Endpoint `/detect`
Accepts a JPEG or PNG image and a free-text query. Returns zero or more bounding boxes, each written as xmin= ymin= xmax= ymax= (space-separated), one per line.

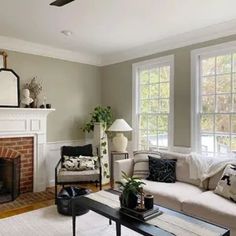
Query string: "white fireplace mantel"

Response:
xmin=0 ymin=108 xmax=55 ymax=192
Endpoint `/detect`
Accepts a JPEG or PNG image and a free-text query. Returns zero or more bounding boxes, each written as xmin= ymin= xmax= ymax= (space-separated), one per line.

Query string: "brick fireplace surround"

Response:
xmin=0 ymin=137 xmax=33 ymax=193
xmin=0 ymin=108 xmax=54 ymax=192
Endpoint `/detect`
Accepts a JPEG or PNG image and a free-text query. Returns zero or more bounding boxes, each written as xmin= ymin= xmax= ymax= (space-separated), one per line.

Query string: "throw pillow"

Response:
xmin=147 ymin=156 xmax=177 ymax=183
xmin=79 ymin=156 xmax=98 ymax=170
xmin=62 ymin=156 xmax=82 ymax=171
xmin=62 ymin=155 xmax=98 ymax=171
xmin=133 ymin=152 xmax=161 ymax=179
xmin=214 ymin=164 xmax=236 ymax=202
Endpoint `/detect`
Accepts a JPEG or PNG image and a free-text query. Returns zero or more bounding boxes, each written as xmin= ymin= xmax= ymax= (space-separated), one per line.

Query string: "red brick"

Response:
xmin=0 ymin=137 xmax=33 ymax=193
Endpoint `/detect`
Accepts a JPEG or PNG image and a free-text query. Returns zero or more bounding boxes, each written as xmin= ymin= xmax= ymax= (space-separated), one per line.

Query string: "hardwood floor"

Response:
xmin=0 ymin=183 xmax=110 ymax=219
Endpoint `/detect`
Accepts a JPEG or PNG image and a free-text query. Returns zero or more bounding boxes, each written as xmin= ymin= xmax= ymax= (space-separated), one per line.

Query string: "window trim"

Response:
xmin=191 ymin=40 xmax=236 ymax=153
xmin=132 ymin=55 xmax=174 ymax=151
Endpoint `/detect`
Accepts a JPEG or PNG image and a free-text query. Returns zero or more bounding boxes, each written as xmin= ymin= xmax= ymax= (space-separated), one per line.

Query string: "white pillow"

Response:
xmin=214 ymin=164 xmax=236 ymax=202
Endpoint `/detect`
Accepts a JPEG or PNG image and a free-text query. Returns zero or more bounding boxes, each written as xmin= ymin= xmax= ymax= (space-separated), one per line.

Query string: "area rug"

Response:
xmin=0 ymin=206 xmax=141 ymax=236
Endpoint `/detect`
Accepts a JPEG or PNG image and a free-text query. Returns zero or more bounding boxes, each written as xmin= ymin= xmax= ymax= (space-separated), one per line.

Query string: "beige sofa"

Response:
xmin=114 ymin=150 xmax=236 ymax=236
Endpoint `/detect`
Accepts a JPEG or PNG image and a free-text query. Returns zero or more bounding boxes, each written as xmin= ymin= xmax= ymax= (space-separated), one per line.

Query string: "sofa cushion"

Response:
xmin=182 ymin=190 xmax=236 ymax=229
xmin=133 ymin=151 xmax=160 ymax=179
xmin=133 ymin=150 xmax=201 ymax=187
xmin=147 ymin=156 xmax=177 ymax=183
xmin=160 ymin=151 xmax=202 ymax=187
xmin=208 ymin=169 xmax=224 ymax=190
xmin=214 ymin=164 xmax=236 ymax=202
xmin=142 ymin=179 xmax=204 ymax=211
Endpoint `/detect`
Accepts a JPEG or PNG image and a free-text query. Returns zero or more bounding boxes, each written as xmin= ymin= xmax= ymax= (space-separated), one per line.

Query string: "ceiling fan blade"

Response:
xmin=50 ymin=0 xmax=75 ymax=7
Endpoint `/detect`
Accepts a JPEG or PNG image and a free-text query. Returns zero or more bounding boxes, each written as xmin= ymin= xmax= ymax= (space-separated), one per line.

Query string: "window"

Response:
xmin=132 ymin=56 xmax=174 ymax=150
xmin=192 ymin=42 xmax=236 ymax=157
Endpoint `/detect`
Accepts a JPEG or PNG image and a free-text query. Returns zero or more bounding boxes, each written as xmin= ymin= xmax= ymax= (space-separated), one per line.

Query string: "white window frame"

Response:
xmin=132 ymin=55 xmax=174 ymax=151
xmin=191 ymin=40 xmax=236 ymax=154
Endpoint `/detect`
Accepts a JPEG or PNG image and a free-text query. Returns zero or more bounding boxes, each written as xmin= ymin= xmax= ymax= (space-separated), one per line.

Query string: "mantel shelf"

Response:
xmin=0 ymin=108 xmax=55 ymax=116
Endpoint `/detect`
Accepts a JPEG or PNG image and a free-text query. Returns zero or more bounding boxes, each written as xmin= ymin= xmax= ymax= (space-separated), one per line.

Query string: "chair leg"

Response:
xmin=55 ymin=184 xmax=58 ymax=204
xmin=95 ymin=181 xmax=98 ymax=188
xmin=100 ymin=181 xmax=102 ymax=190
xmin=109 ymin=219 xmax=112 ymax=225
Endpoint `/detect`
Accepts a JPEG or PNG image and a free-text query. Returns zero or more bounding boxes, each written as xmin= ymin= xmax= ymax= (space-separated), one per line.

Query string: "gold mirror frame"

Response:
xmin=0 ymin=51 xmax=8 ymax=68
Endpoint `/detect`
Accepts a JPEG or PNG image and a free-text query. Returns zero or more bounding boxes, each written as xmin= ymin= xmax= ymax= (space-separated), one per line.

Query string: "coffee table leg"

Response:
xmin=73 ymin=214 xmax=76 ymax=236
xmin=72 ymin=201 xmax=76 ymax=236
xmin=116 ymin=222 xmax=121 ymax=236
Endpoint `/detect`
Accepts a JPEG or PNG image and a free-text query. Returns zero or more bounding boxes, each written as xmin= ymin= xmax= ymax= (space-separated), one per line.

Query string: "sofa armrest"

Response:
xmin=113 ymin=158 xmax=134 ymax=189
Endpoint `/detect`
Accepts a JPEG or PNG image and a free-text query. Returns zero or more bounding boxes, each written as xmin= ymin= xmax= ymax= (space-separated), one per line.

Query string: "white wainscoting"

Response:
xmin=46 ymin=139 xmax=90 ymax=187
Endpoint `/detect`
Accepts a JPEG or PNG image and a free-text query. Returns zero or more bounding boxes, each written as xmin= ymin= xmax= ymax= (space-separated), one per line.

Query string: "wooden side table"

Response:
xmin=110 ymin=151 xmax=129 ymax=188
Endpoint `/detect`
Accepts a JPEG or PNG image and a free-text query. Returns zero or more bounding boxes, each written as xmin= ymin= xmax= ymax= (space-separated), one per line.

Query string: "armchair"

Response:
xmin=55 ymin=144 xmax=102 ymax=203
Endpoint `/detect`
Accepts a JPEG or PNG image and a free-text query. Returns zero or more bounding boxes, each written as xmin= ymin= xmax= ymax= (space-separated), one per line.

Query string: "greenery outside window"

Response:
xmin=132 ymin=55 xmax=174 ymax=151
xmin=192 ymin=42 xmax=236 ymax=157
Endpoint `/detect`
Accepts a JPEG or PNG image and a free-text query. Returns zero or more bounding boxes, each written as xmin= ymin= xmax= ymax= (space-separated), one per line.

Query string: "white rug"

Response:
xmin=0 ymin=206 xmax=142 ymax=236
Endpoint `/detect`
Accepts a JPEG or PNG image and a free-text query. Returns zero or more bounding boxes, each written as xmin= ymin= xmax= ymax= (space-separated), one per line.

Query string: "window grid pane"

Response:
xmin=138 ymin=64 xmax=170 ymax=150
xmin=199 ymin=53 xmax=236 ymax=156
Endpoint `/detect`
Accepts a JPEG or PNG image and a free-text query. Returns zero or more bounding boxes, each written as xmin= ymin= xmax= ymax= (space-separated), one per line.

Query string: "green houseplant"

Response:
xmin=82 ymin=106 xmax=113 ymax=184
xmin=116 ymin=171 xmax=145 ymax=209
xmin=82 ymin=106 xmax=112 ymax=133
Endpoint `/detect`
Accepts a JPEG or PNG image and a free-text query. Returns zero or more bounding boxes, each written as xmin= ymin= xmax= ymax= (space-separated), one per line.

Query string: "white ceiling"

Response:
xmin=1 ymin=0 xmax=236 ymax=65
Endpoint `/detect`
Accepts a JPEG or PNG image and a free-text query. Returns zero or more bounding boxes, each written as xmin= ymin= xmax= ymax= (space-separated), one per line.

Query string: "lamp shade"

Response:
xmin=108 ymin=119 xmax=132 ymax=132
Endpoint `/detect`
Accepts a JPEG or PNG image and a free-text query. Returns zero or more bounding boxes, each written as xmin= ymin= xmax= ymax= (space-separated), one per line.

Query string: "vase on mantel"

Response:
xmin=93 ymin=122 xmax=110 ymax=185
xmin=30 ymin=98 xmax=38 ymax=108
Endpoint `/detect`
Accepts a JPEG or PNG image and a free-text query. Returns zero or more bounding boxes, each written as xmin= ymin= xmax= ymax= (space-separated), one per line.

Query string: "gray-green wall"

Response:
xmin=101 ymin=35 xmax=236 ymax=147
xmin=5 ymin=34 xmax=236 ymax=145
xmin=7 ymin=51 xmax=101 ymax=142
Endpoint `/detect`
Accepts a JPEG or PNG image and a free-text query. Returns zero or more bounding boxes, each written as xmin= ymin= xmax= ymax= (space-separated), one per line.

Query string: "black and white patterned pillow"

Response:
xmin=62 ymin=155 xmax=98 ymax=171
xmin=147 ymin=156 xmax=177 ymax=183
xmin=79 ymin=156 xmax=98 ymax=170
xmin=214 ymin=164 xmax=236 ymax=202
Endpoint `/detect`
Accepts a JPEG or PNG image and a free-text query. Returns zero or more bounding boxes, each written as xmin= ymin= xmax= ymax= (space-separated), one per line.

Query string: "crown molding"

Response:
xmin=1 ymin=19 xmax=236 ymax=67
xmin=0 ymin=36 xmax=101 ymax=66
xmin=100 ymin=19 xmax=236 ymax=66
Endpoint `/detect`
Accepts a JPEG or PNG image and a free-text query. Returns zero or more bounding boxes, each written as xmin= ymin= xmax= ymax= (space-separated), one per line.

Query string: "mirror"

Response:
xmin=0 ymin=69 xmax=20 ymax=107
xmin=0 ymin=51 xmax=7 ymax=69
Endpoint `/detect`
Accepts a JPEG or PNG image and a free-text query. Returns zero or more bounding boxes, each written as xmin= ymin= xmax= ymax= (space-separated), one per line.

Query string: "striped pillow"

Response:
xmin=133 ymin=151 xmax=161 ymax=179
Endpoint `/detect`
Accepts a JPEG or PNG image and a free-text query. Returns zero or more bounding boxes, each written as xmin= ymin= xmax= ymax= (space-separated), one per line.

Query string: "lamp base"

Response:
xmin=112 ymin=133 xmax=128 ymax=152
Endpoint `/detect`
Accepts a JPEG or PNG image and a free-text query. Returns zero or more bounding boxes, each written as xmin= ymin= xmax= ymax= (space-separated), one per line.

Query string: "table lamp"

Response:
xmin=108 ymin=119 xmax=132 ymax=152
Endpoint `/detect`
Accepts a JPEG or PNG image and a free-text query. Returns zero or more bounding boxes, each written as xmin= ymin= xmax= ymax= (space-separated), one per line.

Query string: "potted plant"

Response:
xmin=82 ymin=106 xmax=112 ymax=133
xmin=116 ymin=171 xmax=145 ymax=209
xmin=82 ymin=106 xmax=113 ymax=185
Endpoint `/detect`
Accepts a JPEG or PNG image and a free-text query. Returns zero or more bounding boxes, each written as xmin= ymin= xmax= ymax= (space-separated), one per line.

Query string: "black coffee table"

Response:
xmin=71 ymin=191 xmax=229 ymax=236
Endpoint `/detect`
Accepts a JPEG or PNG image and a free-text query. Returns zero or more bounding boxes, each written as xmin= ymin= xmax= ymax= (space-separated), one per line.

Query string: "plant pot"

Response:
xmin=120 ymin=192 xmax=138 ymax=209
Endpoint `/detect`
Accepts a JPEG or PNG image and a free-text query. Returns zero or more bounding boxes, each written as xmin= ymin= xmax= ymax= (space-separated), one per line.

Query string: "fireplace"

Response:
xmin=0 ymin=156 xmax=20 ymax=203
xmin=0 ymin=137 xmax=34 ymax=193
xmin=0 ymin=108 xmax=54 ymax=192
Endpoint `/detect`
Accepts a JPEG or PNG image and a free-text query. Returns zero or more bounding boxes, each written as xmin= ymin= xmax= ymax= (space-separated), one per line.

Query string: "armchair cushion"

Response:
xmin=61 ymin=144 xmax=93 ymax=162
xmin=57 ymin=169 xmax=100 ymax=183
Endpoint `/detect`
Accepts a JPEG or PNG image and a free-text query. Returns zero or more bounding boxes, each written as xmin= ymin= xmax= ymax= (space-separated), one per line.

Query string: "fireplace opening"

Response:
xmin=0 ymin=156 xmax=20 ymax=203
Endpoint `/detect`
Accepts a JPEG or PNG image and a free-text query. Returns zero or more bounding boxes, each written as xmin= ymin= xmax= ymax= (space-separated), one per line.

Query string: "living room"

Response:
xmin=0 ymin=0 xmax=236 ymax=235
